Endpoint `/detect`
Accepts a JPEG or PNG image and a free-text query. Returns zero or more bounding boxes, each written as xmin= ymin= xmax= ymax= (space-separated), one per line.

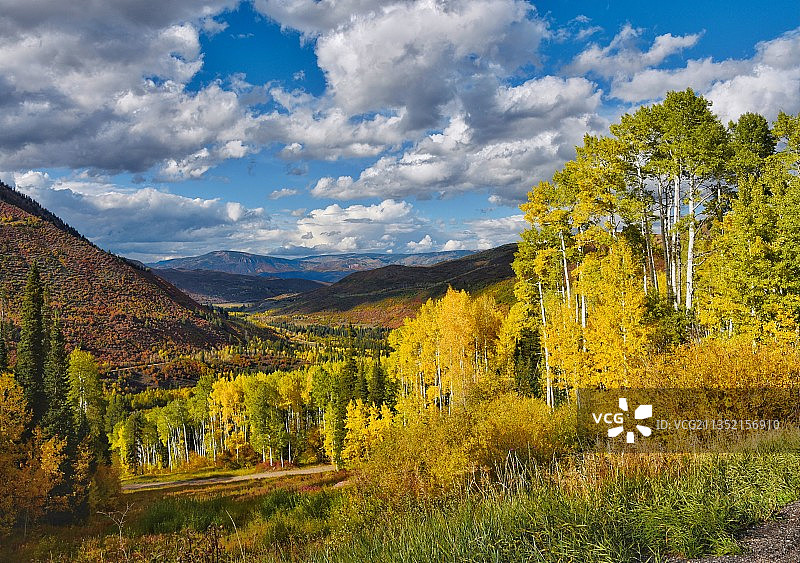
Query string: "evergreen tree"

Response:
xmin=42 ymin=313 xmax=73 ymax=440
xmin=368 ymin=361 xmax=386 ymax=406
xmin=357 ymin=367 xmax=369 ymax=403
xmin=104 ymin=389 xmax=128 ymax=437
xmin=123 ymin=411 xmax=144 ymax=474
xmin=41 ymin=312 xmax=80 ymax=522
xmin=332 ymin=355 xmax=358 ymax=466
xmin=512 ymin=328 xmax=541 ymax=398
xmin=15 ymin=264 xmax=46 ymax=426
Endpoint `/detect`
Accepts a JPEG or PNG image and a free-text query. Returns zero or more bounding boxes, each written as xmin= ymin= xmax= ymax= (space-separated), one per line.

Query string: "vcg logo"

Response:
xmin=592 ymin=397 xmax=653 ymax=443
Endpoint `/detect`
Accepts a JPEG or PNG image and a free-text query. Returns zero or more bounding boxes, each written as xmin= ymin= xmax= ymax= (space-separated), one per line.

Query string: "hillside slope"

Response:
xmin=264 ymin=244 xmax=517 ymax=326
xmin=0 ymin=182 xmax=240 ymax=364
xmin=153 ymin=268 xmax=325 ymax=304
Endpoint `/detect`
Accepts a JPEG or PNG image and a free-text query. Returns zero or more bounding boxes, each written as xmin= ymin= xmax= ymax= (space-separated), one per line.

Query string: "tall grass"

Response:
xmin=312 ymin=445 xmax=800 ymax=562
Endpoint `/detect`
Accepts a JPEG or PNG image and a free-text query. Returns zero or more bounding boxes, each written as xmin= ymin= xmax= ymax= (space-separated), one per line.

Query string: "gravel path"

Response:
xmin=122 ymin=464 xmax=337 ymax=491
xmin=668 ymin=501 xmax=800 ymax=563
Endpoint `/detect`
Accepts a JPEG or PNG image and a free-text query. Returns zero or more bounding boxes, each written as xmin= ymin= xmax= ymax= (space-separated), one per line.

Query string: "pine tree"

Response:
xmin=368 ymin=361 xmax=385 ymax=407
xmin=42 ymin=313 xmax=72 ymax=441
xmin=123 ymin=411 xmax=144 ymax=474
xmin=16 ymin=264 xmax=46 ymax=426
xmin=40 ymin=312 xmax=84 ymax=522
xmin=357 ymin=367 xmax=369 ymax=403
xmin=332 ymin=356 xmax=358 ymax=466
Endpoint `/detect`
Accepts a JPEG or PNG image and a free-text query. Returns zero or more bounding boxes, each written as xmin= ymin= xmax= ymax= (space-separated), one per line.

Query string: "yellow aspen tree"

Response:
xmin=342 ymin=399 xmax=368 ymax=466
xmin=582 ymin=241 xmax=651 ymax=387
xmin=541 ymin=292 xmax=585 ymax=394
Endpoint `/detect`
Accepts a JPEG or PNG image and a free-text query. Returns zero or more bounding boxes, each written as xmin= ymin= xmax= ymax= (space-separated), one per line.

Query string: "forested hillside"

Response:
xmin=267 ymin=244 xmax=516 ymax=326
xmin=152 ymin=268 xmax=325 ymax=304
xmin=0 ymin=182 xmax=240 ymax=364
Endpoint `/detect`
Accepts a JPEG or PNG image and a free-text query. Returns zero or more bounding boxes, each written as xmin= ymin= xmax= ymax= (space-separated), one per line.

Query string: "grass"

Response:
xmin=310 ymin=445 xmax=800 ymax=562
xmin=2 ymin=469 xmax=349 ymax=562
xmin=7 ymin=435 xmax=800 ymax=562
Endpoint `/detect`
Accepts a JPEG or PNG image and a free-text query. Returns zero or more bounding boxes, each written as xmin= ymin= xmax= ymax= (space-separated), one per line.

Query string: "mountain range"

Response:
xmin=0 ymin=179 xmax=518 ymax=361
xmin=151 ymin=249 xmax=475 ymax=283
xmin=262 ymin=243 xmax=518 ymax=327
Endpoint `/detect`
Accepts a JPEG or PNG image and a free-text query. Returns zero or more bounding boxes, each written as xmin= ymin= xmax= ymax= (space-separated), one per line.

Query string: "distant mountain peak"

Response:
xmin=150 ymin=249 xmax=476 ymax=283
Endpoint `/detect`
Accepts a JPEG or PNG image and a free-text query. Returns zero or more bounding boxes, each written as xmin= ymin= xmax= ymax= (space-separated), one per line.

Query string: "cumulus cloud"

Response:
xmin=295 ymin=199 xmax=422 ymax=252
xmin=269 ymin=188 xmax=299 ymax=199
xmin=567 ymin=24 xmax=701 ymax=79
xmin=591 ymin=26 xmax=800 ymax=123
xmin=407 ymin=234 xmax=435 ymax=252
xmin=465 ymin=214 xmax=527 ymax=249
xmin=0 ymin=1 xmax=262 ymax=175
xmin=443 ymin=239 xmax=468 ymax=251
xmin=312 ymin=76 xmax=605 ymax=203
xmin=308 ymin=0 xmax=548 ymax=130
xmin=253 ymin=89 xmax=408 ymax=160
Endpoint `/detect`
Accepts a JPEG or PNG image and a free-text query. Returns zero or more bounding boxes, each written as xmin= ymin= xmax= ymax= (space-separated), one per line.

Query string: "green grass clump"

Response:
xmin=311 ymin=449 xmax=800 ymax=563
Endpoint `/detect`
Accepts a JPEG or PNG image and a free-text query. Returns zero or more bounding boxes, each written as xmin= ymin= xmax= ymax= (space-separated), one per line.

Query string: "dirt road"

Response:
xmin=123 ymin=464 xmax=338 ymax=491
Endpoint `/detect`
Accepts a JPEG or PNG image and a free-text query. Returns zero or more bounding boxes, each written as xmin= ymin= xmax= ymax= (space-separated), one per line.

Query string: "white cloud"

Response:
xmin=309 ymin=0 xmax=547 ymax=130
xmin=443 ymin=239 xmax=468 ymax=251
xmin=407 ymin=234 xmax=435 ymax=252
xmin=253 ymin=88 xmax=408 ymax=160
xmin=293 ymin=199 xmax=433 ymax=253
xmin=603 ymin=27 xmax=800 ymax=123
xmin=269 ymin=188 xmax=299 ymax=199
xmin=567 ymin=24 xmax=702 ymax=79
xmin=201 ymin=16 xmax=229 ymax=36
xmin=611 ymin=58 xmax=749 ymax=103
xmin=311 ymin=76 xmax=605 ymax=203
xmin=465 ymin=214 xmax=527 ymax=249
xmin=0 ymin=2 xmax=266 ymax=175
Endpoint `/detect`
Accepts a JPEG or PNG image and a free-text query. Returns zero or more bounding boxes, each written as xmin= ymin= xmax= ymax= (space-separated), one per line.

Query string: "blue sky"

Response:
xmin=1 ymin=0 xmax=798 ymax=261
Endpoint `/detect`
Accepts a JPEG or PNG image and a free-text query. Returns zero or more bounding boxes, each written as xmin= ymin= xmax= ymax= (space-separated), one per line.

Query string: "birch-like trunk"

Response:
xmin=657 ymin=182 xmax=672 ymax=298
xmin=671 ymin=171 xmax=682 ymax=308
xmin=537 ymin=281 xmax=552 ymax=409
xmin=685 ymin=186 xmax=696 ymax=310
xmin=559 ymin=231 xmax=571 ymax=304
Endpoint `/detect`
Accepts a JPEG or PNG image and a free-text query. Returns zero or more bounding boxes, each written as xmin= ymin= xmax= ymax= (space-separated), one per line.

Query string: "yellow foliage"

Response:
xmin=0 ymin=375 xmax=65 ymax=533
xmin=639 ymin=335 xmax=800 ymax=388
xmin=466 ymin=394 xmax=576 ymax=470
xmin=388 ymin=287 xmax=506 ymax=412
xmin=541 ymin=240 xmax=651 ymax=390
xmin=342 ymin=400 xmax=394 ymax=467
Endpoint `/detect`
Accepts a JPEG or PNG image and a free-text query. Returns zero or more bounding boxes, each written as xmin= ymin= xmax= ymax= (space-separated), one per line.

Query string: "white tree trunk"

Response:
xmin=559 ymin=231 xmax=571 ymax=304
xmin=685 ymin=189 xmax=696 ymax=310
xmin=538 ymin=281 xmax=552 ymax=409
xmin=671 ymin=172 xmax=682 ymax=308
